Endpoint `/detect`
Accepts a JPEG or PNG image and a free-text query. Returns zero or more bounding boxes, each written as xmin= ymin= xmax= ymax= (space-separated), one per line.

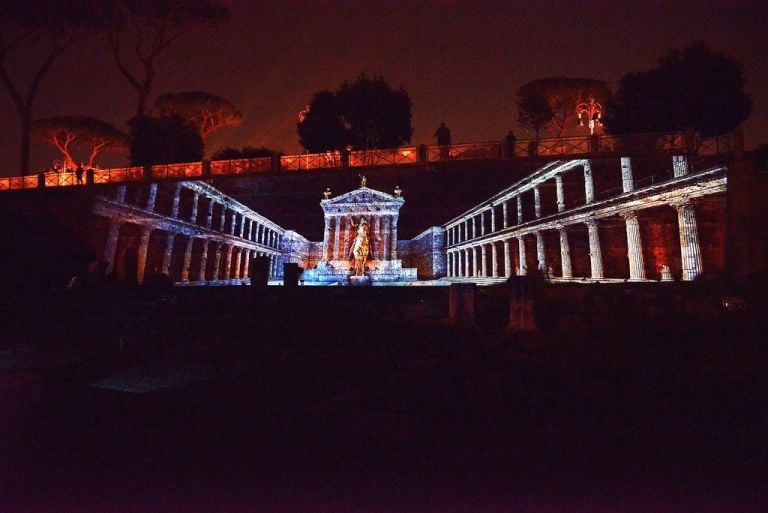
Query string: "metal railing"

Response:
xmin=0 ymin=131 xmax=737 ymax=192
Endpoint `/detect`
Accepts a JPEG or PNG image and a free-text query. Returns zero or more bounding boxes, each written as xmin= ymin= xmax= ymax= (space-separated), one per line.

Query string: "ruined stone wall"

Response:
xmin=400 ymin=226 xmax=446 ymax=279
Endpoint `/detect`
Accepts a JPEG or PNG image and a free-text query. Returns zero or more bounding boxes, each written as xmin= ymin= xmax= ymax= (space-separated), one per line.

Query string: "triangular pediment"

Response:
xmin=322 ymin=187 xmax=404 ymax=210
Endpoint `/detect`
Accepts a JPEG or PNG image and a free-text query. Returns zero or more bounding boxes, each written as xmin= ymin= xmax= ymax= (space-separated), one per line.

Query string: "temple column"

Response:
xmin=239 ymin=215 xmax=245 ymax=238
xmin=146 ymin=183 xmax=157 ymax=211
xmin=518 ymin=237 xmax=527 ymax=276
xmin=219 ymin=206 xmax=226 ymax=232
xmin=190 ymin=192 xmax=199 ymax=224
xmin=136 ymin=225 xmax=152 ymax=284
xmin=491 ymin=242 xmax=498 ymax=277
xmin=480 ymin=211 xmax=485 ymax=236
xmin=502 ymin=202 xmax=508 ymax=229
xmin=480 ymin=245 xmax=487 ymax=277
xmin=584 ymin=160 xmax=595 ymax=204
xmin=462 ymin=249 xmax=467 ymax=277
xmin=343 ymin=216 xmax=352 ymax=260
xmin=322 ymin=215 xmax=331 ymax=261
xmin=623 ymin=211 xmax=646 ymax=280
xmin=674 ymin=200 xmax=703 ymax=281
xmin=384 ymin=216 xmax=392 ymax=260
xmin=230 ymin=213 xmax=237 ymax=235
xmin=472 ymin=216 xmax=477 ymax=239
xmin=333 ymin=215 xmax=341 ymax=260
xmin=555 ymin=175 xmax=565 ymax=212
xmin=198 ymin=242 xmax=209 ymax=281
xmin=181 ymin=237 xmax=194 ymax=282
xmin=535 ymin=231 xmax=546 ymax=272
xmin=559 ymin=226 xmax=572 ymax=279
xmin=672 ymin=155 xmax=689 ymax=178
xmin=490 ymin=206 xmax=496 ymax=232
xmin=233 ymin=247 xmax=242 ymax=279
xmin=103 ymin=220 xmax=121 ymax=274
xmin=161 ymin=233 xmax=174 ymax=275
xmin=585 ymin=219 xmax=604 ymax=280
xmin=391 ymin=215 xmax=399 ymax=260
xmin=534 ymin=186 xmax=541 ymax=218
xmin=473 ymin=246 xmax=480 ymax=277
xmin=516 ymin=195 xmax=523 ymax=224
xmin=171 ymin=183 xmax=182 ymax=218
xmin=621 ymin=157 xmax=634 ymax=193
xmin=504 ymin=239 xmax=512 ymax=277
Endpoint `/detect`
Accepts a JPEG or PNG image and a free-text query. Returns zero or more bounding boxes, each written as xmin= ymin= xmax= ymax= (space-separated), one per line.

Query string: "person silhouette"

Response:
xmin=75 ymin=163 xmax=84 ymax=184
xmin=434 ymin=123 xmax=451 ymax=159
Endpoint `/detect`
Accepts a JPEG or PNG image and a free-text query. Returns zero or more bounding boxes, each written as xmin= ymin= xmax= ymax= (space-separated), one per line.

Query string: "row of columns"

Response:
xmin=446 ymin=156 xmax=691 ymax=248
xmin=321 ymin=214 xmax=399 ymax=261
xmin=446 ymin=200 xmax=702 ymax=282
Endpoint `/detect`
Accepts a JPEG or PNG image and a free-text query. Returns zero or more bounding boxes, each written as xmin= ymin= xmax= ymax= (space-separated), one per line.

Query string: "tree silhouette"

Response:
xmin=154 ymin=90 xmax=242 ymax=140
xmin=33 ymin=116 xmax=127 ymax=170
xmin=128 ymin=114 xmax=203 ymax=166
xmin=604 ymin=41 xmax=752 ymax=136
xmin=0 ymin=0 xmax=100 ymax=174
xmin=96 ymin=0 xmax=229 ymax=117
xmin=515 ymin=77 xmax=610 ymax=138
xmin=298 ymin=75 xmax=413 ymax=152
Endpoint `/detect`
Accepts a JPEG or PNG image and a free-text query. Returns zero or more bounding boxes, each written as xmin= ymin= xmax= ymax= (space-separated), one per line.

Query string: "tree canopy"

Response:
xmin=298 ymin=74 xmax=413 ymax=153
xmin=0 ymin=0 xmax=101 ymax=173
xmin=127 ymin=114 xmax=203 ymax=166
xmin=515 ymin=77 xmax=611 ymax=138
xmin=154 ymin=90 xmax=242 ymax=139
xmin=33 ymin=116 xmax=127 ymax=170
xmin=96 ymin=0 xmax=229 ymax=117
xmin=603 ymin=41 xmax=752 ymax=136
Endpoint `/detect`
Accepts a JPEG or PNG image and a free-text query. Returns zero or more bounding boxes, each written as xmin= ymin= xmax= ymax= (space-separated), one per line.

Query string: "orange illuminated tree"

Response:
xmin=154 ymin=90 xmax=242 ymax=140
xmin=33 ymin=116 xmax=127 ymax=170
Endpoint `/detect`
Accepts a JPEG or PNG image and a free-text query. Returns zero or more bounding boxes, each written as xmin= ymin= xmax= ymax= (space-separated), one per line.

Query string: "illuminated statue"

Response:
xmin=359 ymin=174 xmax=367 ymax=188
xmin=576 ymin=97 xmax=603 ymax=135
xmin=348 ymin=215 xmax=370 ymax=276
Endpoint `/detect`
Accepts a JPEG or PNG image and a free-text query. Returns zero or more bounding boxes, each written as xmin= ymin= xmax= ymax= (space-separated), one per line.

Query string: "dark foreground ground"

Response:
xmin=1 ymin=282 xmax=767 ymax=512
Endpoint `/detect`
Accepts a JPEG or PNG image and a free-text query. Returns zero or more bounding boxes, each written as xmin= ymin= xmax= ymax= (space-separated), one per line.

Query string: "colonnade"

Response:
xmin=444 ymin=156 xmax=720 ymax=282
xmin=97 ymin=181 xmax=285 ymax=285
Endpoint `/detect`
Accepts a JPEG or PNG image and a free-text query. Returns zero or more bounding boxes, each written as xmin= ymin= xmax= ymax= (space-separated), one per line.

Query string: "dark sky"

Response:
xmin=1 ymin=0 xmax=767 ymax=174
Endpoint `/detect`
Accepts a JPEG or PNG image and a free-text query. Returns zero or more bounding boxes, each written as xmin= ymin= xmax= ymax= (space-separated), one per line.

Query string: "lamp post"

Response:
xmin=576 ymin=97 xmax=603 ymax=135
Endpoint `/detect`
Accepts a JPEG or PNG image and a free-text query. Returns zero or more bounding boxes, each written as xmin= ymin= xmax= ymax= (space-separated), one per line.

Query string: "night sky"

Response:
xmin=1 ymin=0 xmax=766 ymax=175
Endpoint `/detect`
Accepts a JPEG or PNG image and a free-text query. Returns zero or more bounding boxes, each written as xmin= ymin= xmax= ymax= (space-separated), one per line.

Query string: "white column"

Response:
xmin=490 ymin=206 xmax=496 ymax=232
xmin=675 ymin=201 xmax=703 ymax=281
xmin=534 ymin=186 xmax=541 ymax=218
xmin=555 ymin=175 xmax=565 ymax=212
xmin=333 ymin=215 xmax=341 ymax=260
xmin=171 ymin=183 xmax=182 ymax=218
xmin=585 ymin=219 xmax=604 ymax=280
xmin=230 ymin=213 xmax=237 ymax=235
xmin=137 ymin=225 xmax=152 ymax=284
xmin=621 ymin=157 xmax=634 ymax=193
xmin=198 ymin=242 xmax=209 ymax=281
xmin=146 ymin=183 xmax=158 ymax=211
xmin=502 ymin=202 xmax=508 ymax=229
xmin=480 ymin=211 xmax=486 ymax=236
xmin=343 ymin=216 xmax=352 ymax=260
xmin=219 ymin=206 xmax=226 ymax=232
xmin=391 ymin=215 xmax=399 ymax=260
xmin=504 ymin=240 xmax=512 ymax=277
xmin=491 ymin=242 xmax=498 ymax=277
xmin=103 ymin=220 xmax=121 ymax=274
xmin=161 ymin=233 xmax=174 ymax=275
xmin=181 ymin=237 xmax=194 ymax=282
xmin=239 ymin=215 xmax=245 ymax=238
xmin=583 ymin=160 xmax=595 ymax=204
xmin=190 ymin=192 xmax=199 ymax=224
xmin=480 ymin=244 xmax=487 ymax=277
xmin=471 ymin=216 xmax=477 ymax=239
xmin=516 ymin=195 xmax=523 ymax=224
xmin=518 ymin=237 xmax=527 ymax=276
xmin=473 ymin=246 xmax=480 ymax=277
xmin=382 ymin=216 xmax=390 ymax=260
xmin=559 ymin=226 xmax=572 ymax=279
xmin=536 ymin=231 xmax=546 ymax=272
xmin=673 ymin=155 xmax=689 ymax=178
xmin=206 ymin=200 xmax=214 ymax=229
xmin=623 ymin=211 xmax=646 ymax=280
xmin=322 ymin=215 xmax=330 ymax=261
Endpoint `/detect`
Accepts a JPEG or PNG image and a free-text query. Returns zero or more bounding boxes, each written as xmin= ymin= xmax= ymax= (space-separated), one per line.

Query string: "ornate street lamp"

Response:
xmin=576 ymin=97 xmax=603 ymax=135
